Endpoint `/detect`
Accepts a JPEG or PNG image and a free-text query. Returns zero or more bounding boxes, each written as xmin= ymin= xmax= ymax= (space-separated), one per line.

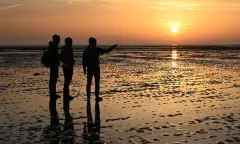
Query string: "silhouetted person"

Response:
xmin=83 ymin=98 xmax=101 ymax=143
xmin=61 ymin=37 xmax=75 ymax=102
xmin=48 ymin=35 xmax=61 ymax=115
xmin=82 ymin=37 xmax=118 ymax=101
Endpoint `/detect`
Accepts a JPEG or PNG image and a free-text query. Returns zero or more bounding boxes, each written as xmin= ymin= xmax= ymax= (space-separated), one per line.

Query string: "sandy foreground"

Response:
xmin=0 ymin=50 xmax=240 ymax=144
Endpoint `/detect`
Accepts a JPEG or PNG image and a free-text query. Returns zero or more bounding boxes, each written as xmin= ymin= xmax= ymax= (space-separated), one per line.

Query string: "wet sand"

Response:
xmin=0 ymin=50 xmax=240 ymax=144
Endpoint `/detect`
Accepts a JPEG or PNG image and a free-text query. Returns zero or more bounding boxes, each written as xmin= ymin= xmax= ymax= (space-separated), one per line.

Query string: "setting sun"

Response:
xmin=172 ymin=27 xmax=179 ymax=33
xmin=168 ymin=22 xmax=180 ymax=34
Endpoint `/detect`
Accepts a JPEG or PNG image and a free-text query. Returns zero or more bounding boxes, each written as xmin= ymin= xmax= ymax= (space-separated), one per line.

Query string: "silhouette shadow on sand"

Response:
xmin=43 ymin=98 xmax=75 ymax=144
xmin=82 ymin=98 xmax=102 ymax=143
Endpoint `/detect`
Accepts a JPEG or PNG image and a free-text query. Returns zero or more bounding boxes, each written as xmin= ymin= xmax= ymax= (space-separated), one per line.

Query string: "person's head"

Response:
xmin=52 ymin=34 xmax=60 ymax=45
xmin=65 ymin=37 xmax=72 ymax=47
xmin=89 ymin=37 xmax=97 ymax=46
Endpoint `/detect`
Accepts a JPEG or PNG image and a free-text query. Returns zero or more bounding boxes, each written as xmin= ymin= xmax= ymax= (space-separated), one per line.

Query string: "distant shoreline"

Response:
xmin=0 ymin=45 xmax=239 ymax=52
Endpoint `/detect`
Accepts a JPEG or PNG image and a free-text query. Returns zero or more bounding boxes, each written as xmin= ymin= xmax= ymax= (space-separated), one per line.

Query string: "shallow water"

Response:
xmin=0 ymin=50 xmax=240 ymax=144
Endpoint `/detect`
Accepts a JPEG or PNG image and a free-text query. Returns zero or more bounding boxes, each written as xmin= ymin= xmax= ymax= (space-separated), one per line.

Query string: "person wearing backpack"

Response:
xmin=48 ymin=35 xmax=61 ymax=115
xmin=82 ymin=37 xmax=118 ymax=101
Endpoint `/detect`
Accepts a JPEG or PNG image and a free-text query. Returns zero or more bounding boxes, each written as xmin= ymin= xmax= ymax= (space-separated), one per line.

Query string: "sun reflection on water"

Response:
xmin=172 ymin=50 xmax=178 ymax=59
xmin=172 ymin=61 xmax=178 ymax=68
xmin=171 ymin=50 xmax=178 ymax=68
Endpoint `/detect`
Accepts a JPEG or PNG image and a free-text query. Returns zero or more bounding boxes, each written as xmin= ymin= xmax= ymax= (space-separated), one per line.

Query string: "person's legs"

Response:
xmin=94 ymin=67 xmax=100 ymax=97
xmin=49 ymin=96 xmax=57 ymax=115
xmin=63 ymin=66 xmax=72 ymax=96
xmin=49 ymin=66 xmax=58 ymax=97
xmin=87 ymin=70 xmax=93 ymax=98
xmin=63 ymin=66 xmax=74 ymax=115
xmin=94 ymin=67 xmax=102 ymax=101
xmin=49 ymin=66 xmax=59 ymax=114
xmin=49 ymin=66 xmax=60 ymax=99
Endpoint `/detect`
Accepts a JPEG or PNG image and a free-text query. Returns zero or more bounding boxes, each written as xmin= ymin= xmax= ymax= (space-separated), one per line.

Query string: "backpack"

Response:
xmin=41 ymin=51 xmax=51 ymax=67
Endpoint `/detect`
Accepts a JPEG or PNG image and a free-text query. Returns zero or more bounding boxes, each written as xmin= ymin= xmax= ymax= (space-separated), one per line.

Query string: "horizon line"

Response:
xmin=0 ymin=44 xmax=240 ymax=47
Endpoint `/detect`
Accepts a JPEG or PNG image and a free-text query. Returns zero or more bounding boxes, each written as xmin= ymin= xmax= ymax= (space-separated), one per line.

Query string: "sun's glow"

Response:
xmin=172 ymin=27 xmax=178 ymax=33
xmin=168 ymin=21 xmax=181 ymax=34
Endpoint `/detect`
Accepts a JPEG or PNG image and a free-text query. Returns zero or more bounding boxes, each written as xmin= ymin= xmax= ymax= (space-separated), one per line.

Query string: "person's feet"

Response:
xmin=86 ymin=96 xmax=102 ymax=101
xmin=96 ymin=96 xmax=103 ymax=102
xmin=65 ymin=113 xmax=73 ymax=121
xmin=55 ymin=94 xmax=61 ymax=99
xmin=67 ymin=95 xmax=74 ymax=101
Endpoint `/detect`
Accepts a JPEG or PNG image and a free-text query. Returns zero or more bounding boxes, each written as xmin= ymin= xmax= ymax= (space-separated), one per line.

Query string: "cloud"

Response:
xmin=52 ymin=0 xmax=92 ymax=3
xmin=147 ymin=1 xmax=202 ymax=11
xmin=147 ymin=0 xmax=240 ymax=11
xmin=1 ymin=4 xmax=23 ymax=11
xmin=148 ymin=6 xmax=202 ymax=11
xmin=100 ymin=4 xmax=120 ymax=11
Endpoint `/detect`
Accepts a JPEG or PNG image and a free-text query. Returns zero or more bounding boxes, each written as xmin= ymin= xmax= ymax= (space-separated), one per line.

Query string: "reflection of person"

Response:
xmin=48 ymin=35 xmax=61 ymax=116
xmin=60 ymin=37 xmax=74 ymax=101
xmin=43 ymin=97 xmax=74 ymax=144
xmin=50 ymin=113 xmax=60 ymax=130
xmin=43 ymin=113 xmax=74 ymax=144
xmin=62 ymin=114 xmax=75 ymax=143
xmin=42 ymin=113 xmax=60 ymax=144
xmin=83 ymin=99 xmax=101 ymax=143
xmin=82 ymin=37 xmax=118 ymax=101
xmin=63 ymin=114 xmax=74 ymax=131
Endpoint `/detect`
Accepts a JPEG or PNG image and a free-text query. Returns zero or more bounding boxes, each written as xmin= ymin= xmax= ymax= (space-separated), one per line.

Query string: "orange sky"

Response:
xmin=0 ymin=0 xmax=239 ymax=45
